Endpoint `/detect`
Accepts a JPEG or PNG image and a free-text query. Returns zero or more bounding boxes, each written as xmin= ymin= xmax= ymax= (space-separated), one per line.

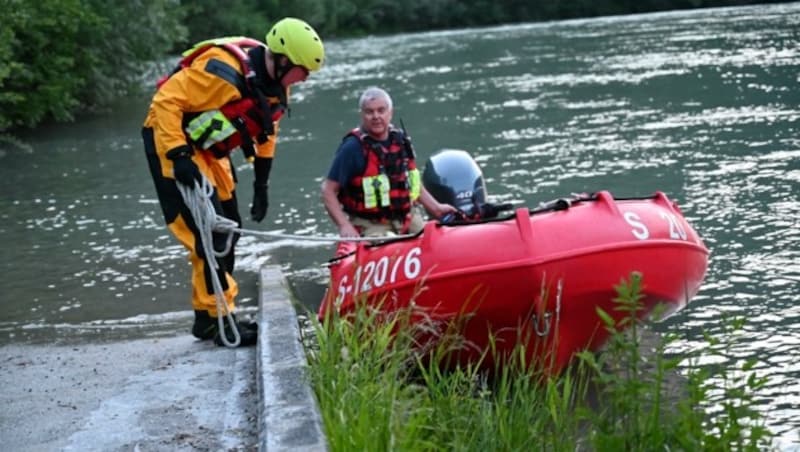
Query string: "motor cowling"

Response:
xmin=422 ymin=149 xmax=488 ymax=218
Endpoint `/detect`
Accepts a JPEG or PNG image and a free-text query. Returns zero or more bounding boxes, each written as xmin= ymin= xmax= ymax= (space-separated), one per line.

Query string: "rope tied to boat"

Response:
xmin=216 ymin=225 xmax=417 ymax=243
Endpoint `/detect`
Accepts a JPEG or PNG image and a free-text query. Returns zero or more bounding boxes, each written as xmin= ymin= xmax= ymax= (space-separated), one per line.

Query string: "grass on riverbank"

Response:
xmin=306 ymin=274 xmax=775 ymax=451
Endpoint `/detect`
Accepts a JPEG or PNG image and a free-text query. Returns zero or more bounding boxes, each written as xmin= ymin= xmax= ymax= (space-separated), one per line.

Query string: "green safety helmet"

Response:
xmin=266 ymin=17 xmax=325 ymax=72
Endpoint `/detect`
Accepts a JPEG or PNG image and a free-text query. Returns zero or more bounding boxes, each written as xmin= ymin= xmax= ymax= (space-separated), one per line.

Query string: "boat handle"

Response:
xmin=532 ymin=311 xmax=552 ymax=337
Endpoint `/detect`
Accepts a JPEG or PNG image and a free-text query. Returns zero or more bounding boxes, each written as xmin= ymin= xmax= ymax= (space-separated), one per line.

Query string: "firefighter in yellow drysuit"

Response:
xmin=142 ymin=18 xmax=324 ymax=346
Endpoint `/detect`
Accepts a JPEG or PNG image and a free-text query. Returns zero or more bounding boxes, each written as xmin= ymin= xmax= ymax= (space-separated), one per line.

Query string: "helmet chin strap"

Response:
xmin=271 ymin=53 xmax=292 ymax=84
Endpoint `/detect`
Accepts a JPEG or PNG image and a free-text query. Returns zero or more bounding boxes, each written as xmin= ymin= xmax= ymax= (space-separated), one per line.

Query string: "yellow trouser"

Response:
xmin=209 ymin=154 xmax=236 ymax=202
xmin=168 ymin=214 xmax=239 ymax=316
xmin=143 ymin=128 xmax=241 ymax=315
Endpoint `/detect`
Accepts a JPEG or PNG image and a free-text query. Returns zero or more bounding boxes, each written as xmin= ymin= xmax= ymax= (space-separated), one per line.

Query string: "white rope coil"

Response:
xmin=177 ymin=177 xmax=241 ymax=347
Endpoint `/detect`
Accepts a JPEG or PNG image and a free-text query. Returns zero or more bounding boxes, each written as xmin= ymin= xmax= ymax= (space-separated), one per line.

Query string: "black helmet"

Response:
xmin=422 ymin=149 xmax=487 ymax=218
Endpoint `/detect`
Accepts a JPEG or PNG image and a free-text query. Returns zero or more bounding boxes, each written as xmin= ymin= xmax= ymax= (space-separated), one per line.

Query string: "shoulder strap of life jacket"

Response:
xmin=156 ymin=36 xmax=266 ymax=91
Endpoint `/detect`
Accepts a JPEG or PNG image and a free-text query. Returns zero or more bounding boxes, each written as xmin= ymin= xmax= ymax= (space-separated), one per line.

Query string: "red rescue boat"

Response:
xmin=318 ymin=190 xmax=709 ymax=374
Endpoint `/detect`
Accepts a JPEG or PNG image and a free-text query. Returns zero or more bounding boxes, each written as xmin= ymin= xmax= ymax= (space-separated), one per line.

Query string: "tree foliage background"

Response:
xmin=0 ymin=0 xmax=185 ymax=131
xmin=0 ymin=0 xmax=788 ymax=131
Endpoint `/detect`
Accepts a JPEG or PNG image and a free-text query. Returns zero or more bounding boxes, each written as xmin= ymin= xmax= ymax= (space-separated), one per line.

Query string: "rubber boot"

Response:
xmin=193 ymin=310 xmax=258 ymax=345
xmin=192 ymin=310 xmax=217 ymax=340
xmin=213 ymin=316 xmax=258 ymax=347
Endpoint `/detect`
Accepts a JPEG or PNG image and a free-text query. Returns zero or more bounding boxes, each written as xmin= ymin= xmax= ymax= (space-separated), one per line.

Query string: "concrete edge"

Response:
xmin=257 ymin=265 xmax=328 ymax=452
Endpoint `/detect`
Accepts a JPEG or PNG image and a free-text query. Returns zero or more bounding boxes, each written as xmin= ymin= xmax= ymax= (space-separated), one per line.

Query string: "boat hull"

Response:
xmin=319 ymin=191 xmax=709 ymax=374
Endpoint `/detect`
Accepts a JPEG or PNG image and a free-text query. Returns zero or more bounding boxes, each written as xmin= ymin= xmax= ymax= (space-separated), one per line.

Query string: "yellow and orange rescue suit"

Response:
xmin=142 ymin=40 xmax=285 ymax=316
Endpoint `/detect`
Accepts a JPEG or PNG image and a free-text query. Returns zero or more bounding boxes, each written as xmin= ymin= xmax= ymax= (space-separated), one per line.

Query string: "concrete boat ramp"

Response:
xmin=0 ymin=266 xmax=326 ymax=451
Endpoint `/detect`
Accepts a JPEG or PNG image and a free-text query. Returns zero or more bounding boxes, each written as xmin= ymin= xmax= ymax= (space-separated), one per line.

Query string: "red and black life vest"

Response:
xmin=339 ymin=127 xmax=422 ymax=221
xmin=157 ymin=37 xmax=286 ymax=160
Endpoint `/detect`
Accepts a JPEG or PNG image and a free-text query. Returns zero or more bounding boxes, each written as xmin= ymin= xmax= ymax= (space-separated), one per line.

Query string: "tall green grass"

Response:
xmin=305 ymin=274 xmax=775 ymax=451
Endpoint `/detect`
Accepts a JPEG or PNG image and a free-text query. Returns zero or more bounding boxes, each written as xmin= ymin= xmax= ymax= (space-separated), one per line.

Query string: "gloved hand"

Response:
xmin=250 ymin=184 xmax=268 ymax=222
xmin=167 ymin=145 xmax=200 ymax=187
xmin=250 ymin=157 xmax=273 ymax=222
xmin=173 ymin=156 xmax=201 ymax=187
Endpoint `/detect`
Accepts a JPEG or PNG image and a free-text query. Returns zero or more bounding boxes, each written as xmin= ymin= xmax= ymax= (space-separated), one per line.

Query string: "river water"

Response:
xmin=1 ymin=3 xmax=798 ymax=446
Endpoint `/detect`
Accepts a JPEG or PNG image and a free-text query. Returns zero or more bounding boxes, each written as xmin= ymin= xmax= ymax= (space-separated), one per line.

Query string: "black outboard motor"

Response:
xmin=423 ymin=149 xmax=487 ymax=218
xmin=423 ymin=149 xmax=511 ymax=222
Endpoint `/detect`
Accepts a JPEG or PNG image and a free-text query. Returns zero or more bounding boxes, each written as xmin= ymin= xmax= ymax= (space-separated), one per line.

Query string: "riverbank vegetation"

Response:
xmin=306 ymin=275 xmax=775 ymax=450
xmin=0 ymin=0 xmax=184 ymax=131
xmin=0 ymin=0 xmax=790 ymax=132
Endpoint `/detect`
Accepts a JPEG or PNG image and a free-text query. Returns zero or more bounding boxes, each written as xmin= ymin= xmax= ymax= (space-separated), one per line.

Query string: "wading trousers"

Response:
xmin=142 ymin=127 xmax=241 ymax=315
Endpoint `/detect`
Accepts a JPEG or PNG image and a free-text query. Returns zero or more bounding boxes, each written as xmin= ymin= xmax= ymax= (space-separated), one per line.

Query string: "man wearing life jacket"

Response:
xmin=142 ymin=17 xmax=324 ymax=346
xmin=321 ymin=87 xmax=456 ymax=238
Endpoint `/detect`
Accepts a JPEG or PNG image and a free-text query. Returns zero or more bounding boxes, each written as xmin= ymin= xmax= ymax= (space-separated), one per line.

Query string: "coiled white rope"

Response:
xmin=177 ymin=177 xmax=241 ymax=347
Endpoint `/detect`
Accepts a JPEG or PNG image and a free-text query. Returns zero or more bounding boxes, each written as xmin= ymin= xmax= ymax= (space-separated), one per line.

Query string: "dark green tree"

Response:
xmin=0 ymin=0 xmax=185 ymax=131
xmin=181 ymin=0 xmax=265 ymax=45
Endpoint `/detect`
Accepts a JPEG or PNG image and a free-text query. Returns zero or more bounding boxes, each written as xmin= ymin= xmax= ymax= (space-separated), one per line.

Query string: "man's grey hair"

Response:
xmin=358 ymin=86 xmax=393 ymax=111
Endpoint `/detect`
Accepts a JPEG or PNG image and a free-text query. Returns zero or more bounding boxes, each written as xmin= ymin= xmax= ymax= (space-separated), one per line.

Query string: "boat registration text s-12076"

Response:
xmin=336 ymin=247 xmax=423 ymax=301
